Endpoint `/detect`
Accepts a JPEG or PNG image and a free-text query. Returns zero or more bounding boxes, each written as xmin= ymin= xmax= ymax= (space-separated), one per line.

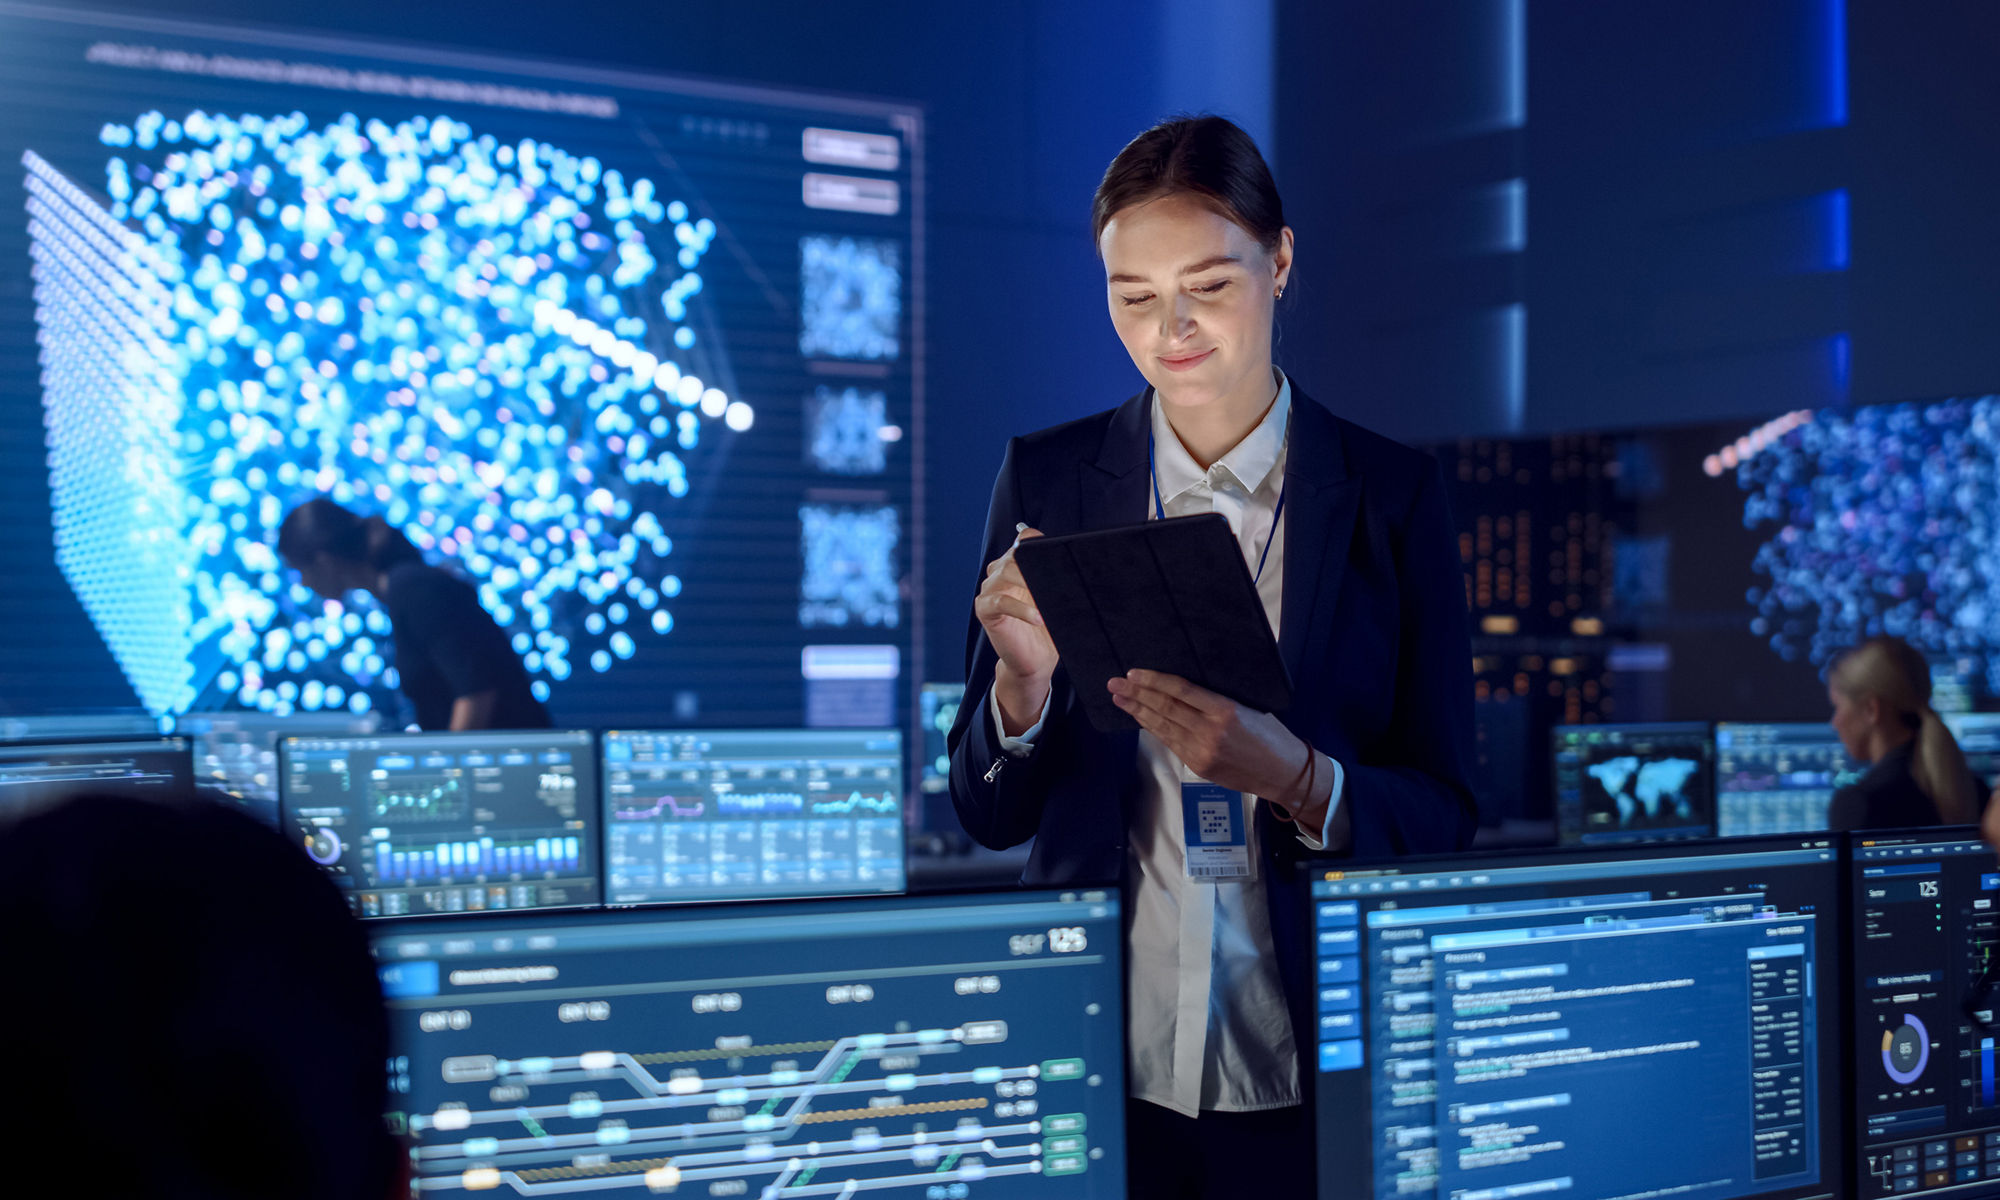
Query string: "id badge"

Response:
xmin=1181 ymin=782 xmax=1253 ymax=883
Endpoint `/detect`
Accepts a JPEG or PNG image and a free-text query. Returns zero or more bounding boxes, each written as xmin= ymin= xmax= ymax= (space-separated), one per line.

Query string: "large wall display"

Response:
xmin=0 ymin=4 xmax=922 ymax=733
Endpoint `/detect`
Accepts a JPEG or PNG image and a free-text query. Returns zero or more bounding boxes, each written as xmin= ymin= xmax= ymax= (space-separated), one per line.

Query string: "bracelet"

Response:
xmin=1268 ymin=740 xmax=1317 ymax=821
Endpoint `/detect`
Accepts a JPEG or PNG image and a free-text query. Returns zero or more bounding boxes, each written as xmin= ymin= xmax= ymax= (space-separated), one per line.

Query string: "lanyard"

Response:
xmin=1148 ymin=395 xmax=1289 ymax=586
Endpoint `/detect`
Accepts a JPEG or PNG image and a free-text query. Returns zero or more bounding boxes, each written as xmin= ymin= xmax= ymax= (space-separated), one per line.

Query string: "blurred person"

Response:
xmin=278 ymin=497 xmax=549 ymax=731
xmin=947 ymin=114 xmax=1475 ymax=1199
xmin=0 ymin=792 xmax=403 ymax=1199
xmin=1827 ymin=635 xmax=1979 ymax=829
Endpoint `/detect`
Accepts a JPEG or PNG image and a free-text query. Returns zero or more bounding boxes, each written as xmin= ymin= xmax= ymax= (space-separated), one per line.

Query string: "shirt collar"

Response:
xmin=1149 ymin=369 xmax=1292 ymax=506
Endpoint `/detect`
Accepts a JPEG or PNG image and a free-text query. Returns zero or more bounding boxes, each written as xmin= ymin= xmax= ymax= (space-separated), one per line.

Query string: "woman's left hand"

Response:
xmin=1108 ymin=669 xmax=1309 ymax=804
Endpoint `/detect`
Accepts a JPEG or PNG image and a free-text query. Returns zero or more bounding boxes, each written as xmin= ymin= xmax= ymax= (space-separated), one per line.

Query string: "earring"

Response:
xmin=1275 ymin=288 xmax=1285 ymax=299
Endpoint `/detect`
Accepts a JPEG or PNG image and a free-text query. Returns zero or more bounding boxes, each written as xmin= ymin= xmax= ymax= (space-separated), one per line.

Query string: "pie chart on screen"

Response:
xmin=304 ymin=827 xmax=343 ymax=867
xmin=1883 ymin=1014 xmax=1930 ymax=1085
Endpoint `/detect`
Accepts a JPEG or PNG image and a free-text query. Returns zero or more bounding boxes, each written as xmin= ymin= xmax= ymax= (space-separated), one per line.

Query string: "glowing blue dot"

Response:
xmin=590 ymin=649 xmax=612 ymax=673
xmin=610 ymin=631 xmax=635 ymax=659
xmin=651 ymin=610 xmax=673 ymax=634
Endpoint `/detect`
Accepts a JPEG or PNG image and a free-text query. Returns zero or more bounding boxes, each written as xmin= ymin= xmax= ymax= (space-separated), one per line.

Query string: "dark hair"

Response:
xmin=0 ymin=793 xmax=399 ymax=1199
xmin=277 ymin=496 xmax=422 ymax=572
xmin=1091 ymin=115 xmax=1287 ymax=253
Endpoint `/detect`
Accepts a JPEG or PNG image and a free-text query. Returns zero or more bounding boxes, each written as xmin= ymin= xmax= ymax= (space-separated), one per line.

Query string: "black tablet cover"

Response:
xmin=1012 ymin=513 xmax=1293 ymax=733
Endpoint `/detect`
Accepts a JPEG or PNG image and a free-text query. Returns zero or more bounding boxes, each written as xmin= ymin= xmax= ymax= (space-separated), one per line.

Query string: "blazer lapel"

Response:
xmin=1278 ymin=390 xmax=1361 ymax=690
xmin=1078 ymin=389 xmax=1152 ymax=529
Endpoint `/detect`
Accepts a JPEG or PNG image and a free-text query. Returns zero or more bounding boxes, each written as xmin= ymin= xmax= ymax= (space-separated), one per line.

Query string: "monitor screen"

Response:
xmin=0 ymin=6 xmax=920 ymax=733
xmin=602 ymin=728 xmax=903 ymax=903
xmin=1944 ymin=714 xmax=2000 ymax=788
xmin=1850 ymin=828 xmax=2000 ymax=1196
xmin=1552 ymin=722 xmax=1715 ymax=844
xmin=918 ymin=683 xmax=964 ymax=796
xmin=0 ymin=713 xmax=161 ymax=741
xmin=1308 ymin=835 xmax=1845 ymax=1200
xmin=176 ymin=709 xmax=381 ymax=816
xmin=1717 ymin=723 xmax=1863 ymax=837
xmin=280 ymin=729 xmax=599 ymax=917
xmin=0 ymin=736 xmax=193 ymax=811
xmin=372 ymin=887 xmax=1125 ymax=1197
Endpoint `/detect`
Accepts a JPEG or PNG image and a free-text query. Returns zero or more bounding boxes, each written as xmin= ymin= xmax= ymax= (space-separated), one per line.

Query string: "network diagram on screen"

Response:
xmin=373 ymin=890 xmax=1125 ymax=1198
xmin=4 ymin=8 xmax=918 ymax=728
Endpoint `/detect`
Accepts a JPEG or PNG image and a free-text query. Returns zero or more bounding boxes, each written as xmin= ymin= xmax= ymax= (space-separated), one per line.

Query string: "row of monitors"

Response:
xmin=0 ymin=687 xmax=973 ymax=814
xmin=378 ymin=830 xmax=1998 ymax=1200
xmin=1554 ymin=716 xmax=2000 ymax=845
xmin=0 ymin=727 xmax=905 ymax=918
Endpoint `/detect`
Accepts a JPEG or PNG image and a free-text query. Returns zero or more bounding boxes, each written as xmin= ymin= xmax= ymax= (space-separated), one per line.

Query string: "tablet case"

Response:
xmin=1012 ymin=513 xmax=1294 ymax=733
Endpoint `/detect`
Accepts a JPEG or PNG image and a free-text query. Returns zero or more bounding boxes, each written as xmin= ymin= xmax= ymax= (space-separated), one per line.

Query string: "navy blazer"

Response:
xmin=945 ymin=384 xmax=1478 ymax=1061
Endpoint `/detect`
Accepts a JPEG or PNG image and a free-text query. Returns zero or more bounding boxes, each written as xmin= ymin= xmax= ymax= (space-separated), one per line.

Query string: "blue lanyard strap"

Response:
xmin=1147 ymin=394 xmax=1290 ymax=586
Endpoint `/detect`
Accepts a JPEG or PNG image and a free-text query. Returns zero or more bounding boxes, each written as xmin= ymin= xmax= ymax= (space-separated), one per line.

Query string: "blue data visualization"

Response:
xmin=1850 ymin=831 xmax=2000 ymax=1199
xmin=372 ymin=888 xmax=1125 ymax=1198
xmin=1308 ymin=836 xmax=1845 ymax=1200
xmin=601 ymin=728 xmax=903 ymax=903
xmin=280 ymin=728 xmax=598 ymax=917
xmin=0 ymin=736 xmax=193 ymax=812
xmin=1552 ymin=722 xmax=1715 ymax=845
xmin=0 ymin=9 xmax=920 ymax=731
xmin=1716 ymin=723 xmax=1862 ymax=838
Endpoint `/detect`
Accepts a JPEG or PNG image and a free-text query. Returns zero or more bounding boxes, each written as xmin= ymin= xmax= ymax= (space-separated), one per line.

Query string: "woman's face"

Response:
xmin=1828 ymin=683 xmax=1876 ymax=761
xmin=1098 ymin=192 xmax=1292 ymax=415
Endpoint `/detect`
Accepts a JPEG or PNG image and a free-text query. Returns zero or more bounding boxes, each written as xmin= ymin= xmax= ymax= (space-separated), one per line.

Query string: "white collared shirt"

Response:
xmin=988 ymin=370 xmax=1348 ymax=1117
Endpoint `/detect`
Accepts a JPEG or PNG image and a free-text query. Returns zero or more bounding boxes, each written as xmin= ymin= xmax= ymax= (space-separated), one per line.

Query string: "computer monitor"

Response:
xmin=176 ymin=710 xmax=382 ymax=821
xmin=279 ymin=729 xmax=599 ymax=918
xmin=372 ymin=887 xmax=1125 ymax=1197
xmin=1944 ymin=714 xmax=2000 ymax=788
xmin=0 ymin=736 xmax=194 ymax=811
xmin=1552 ymin=722 xmax=1715 ymax=844
xmin=601 ymin=728 xmax=904 ymax=903
xmin=1850 ymin=828 xmax=2000 ymax=1196
xmin=1308 ymin=835 xmax=1845 ymax=1200
xmin=0 ymin=713 xmax=162 ymax=741
xmin=919 ymin=683 xmax=964 ymax=796
xmin=1716 ymin=723 xmax=1863 ymax=837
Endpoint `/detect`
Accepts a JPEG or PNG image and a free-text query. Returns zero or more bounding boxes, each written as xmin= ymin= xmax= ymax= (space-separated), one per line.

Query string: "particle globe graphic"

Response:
xmin=1737 ymin=396 xmax=2000 ymax=689
xmin=23 ymin=109 xmax=751 ymax=720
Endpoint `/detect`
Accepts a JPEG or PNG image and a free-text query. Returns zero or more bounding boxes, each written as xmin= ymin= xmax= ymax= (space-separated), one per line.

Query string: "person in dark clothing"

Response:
xmin=0 ymin=792 xmax=403 ymax=1199
xmin=278 ymin=498 xmax=550 ymax=731
xmin=1826 ymin=635 xmax=1978 ymax=830
xmin=948 ymin=115 xmax=1476 ymax=1200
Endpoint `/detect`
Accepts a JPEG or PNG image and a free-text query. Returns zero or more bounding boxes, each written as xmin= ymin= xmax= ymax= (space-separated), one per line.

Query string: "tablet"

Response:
xmin=1012 ymin=512 xmax=1293 ymax=732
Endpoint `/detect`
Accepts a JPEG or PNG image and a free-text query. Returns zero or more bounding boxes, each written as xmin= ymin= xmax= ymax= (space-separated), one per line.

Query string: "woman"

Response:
xmin=277 ymin=498 xmax=550 ymax=732
xmin=1827 ymin=635 xmax=1978 ymax=830
xmin=945 ymin=116 xmax=1476 ymax=1198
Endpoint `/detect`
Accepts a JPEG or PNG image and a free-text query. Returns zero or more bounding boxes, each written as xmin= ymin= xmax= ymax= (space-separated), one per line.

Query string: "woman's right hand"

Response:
xmin=976 ymin=528 xmax=1059 ymax=734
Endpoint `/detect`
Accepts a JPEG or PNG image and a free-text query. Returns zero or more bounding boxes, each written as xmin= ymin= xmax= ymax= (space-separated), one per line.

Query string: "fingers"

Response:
xmin=975 ymin=589 xmax=1044 ymax=628
xmin=1109 ymin=676 xmax=1202 ymax=741
xmin=985 ymin=528 xmax=1045 ymax=577
xmin=1124 ymin=669 xmax=1221 ymax=713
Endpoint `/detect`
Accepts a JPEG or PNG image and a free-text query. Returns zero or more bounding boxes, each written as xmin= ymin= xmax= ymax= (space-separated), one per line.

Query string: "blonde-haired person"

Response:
xmin=1826 ymin=635 xmax=1979 ymax=830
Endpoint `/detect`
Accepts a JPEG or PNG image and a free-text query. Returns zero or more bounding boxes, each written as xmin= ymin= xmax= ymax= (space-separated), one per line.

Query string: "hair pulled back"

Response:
xmin=1830 ymin=635 xmax=1980 ymax=824
xmin=276 ymin=496 xmax=422 ymax=573
xmin=1091 ymin=114 xmax=1287 ymax=254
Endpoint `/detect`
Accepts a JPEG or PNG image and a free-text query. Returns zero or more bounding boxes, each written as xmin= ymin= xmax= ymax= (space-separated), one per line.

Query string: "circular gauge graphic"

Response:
xmin=1882 ymin=1013 xmax=1931 ymax=1085
xmin=303 ymin=827 xmax=344 ymax=867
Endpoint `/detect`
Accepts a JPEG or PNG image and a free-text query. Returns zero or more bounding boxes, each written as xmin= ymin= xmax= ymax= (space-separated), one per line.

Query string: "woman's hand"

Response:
xmin=975 ymin=528 xmax=1059 ymax=734
xmin=1109 ymin=669 xmax=1325 ymax=829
